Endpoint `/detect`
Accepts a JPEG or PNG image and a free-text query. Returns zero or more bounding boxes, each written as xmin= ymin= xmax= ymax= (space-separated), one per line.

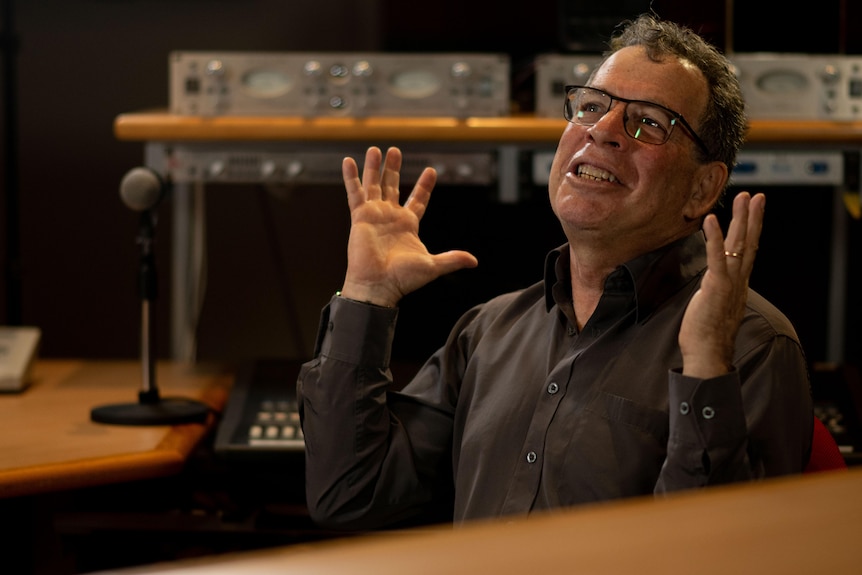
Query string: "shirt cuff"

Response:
xmin=319 ymin=295 xmax=399 ymax=367
xmin=667 ymin=369 xmax=747 ymax=445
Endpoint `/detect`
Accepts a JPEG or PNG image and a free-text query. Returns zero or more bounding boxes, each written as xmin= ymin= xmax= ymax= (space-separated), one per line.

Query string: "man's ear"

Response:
xmin=685 ymin=161 xmax=728 ymax=219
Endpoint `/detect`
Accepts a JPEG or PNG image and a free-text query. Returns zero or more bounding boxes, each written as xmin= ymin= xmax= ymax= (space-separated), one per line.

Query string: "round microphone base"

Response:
xmin=91 ymin=397 xmax=211 ymax=426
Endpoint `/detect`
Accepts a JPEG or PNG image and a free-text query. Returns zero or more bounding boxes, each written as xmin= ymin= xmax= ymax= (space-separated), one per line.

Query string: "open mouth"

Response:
xmin=575 ymin=164 xmax=618 ymax=183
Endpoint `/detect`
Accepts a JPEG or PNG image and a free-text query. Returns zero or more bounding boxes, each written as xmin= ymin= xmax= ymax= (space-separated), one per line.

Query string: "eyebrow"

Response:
xmin=587 ymin=85 xmax=681 ymax=112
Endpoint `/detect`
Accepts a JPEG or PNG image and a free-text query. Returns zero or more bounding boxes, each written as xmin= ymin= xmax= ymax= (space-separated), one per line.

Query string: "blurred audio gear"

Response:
xmin=557 ymin=0 xmax=653 ymax=52
xmin=729 ymin=151 xmax=845 ymax=186
xmin=731 ymin=54 xmax=862 ymax=120
xmin=0 ymin=326 xmax=40 ymax=391
xmin=533 ymin=54 xmax=603 ymax=118
xmin=169 ymin=51 xmax=511 ymax=118
xmin=147 ymin=143 xmax=497 ymax=186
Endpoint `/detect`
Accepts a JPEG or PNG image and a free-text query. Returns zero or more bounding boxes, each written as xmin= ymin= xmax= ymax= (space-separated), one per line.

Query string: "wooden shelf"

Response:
xmin=114 ymin=110 xmax=862 ymax=145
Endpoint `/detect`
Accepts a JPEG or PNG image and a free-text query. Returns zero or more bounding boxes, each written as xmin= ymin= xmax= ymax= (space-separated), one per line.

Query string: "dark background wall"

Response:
xmin=1 ymin=0 xmax=860 ymax=366
xmin=5 ymin=0 xmax=385 ymax=360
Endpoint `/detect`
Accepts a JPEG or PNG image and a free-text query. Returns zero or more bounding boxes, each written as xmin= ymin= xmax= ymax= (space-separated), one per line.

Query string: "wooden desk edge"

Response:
xmin=0 ymin=416 xmax=224 ymax=499
xmin=95 ymin=468 xmax=862 ymax=574
xmin=113 ymin=111 xmax=862 ymax=144
xmin=0 ymin=365 xmax=231 ymax=499
xmin=0 ymin=448 xmax=186 ymax=499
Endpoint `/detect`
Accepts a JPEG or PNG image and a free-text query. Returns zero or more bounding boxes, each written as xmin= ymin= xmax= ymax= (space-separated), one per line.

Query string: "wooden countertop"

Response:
xmin=0 ymin=359 xmax=232 ymax=498
xmin=96 ymin=467 xmax=861 ymax=574
xmin=113 ymin=111 xmax=862 ymax=144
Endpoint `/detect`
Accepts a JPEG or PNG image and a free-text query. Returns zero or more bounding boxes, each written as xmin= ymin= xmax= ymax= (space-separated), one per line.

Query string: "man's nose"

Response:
xmin=587 ymin=103 xmax=627 ymax=147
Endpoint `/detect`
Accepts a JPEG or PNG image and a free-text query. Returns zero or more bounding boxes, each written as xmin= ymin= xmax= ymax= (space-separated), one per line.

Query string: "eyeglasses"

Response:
xmin=564 ymin=85 xmax=711 ymax=157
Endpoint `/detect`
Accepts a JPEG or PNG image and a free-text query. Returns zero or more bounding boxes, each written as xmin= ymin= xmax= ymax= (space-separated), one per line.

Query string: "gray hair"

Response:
xmin=603 ymin=13 xmax=747 ymax=180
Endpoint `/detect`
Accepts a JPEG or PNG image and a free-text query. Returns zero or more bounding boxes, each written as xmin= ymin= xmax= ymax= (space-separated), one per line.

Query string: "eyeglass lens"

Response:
xmin=565 ymin=87 xmax=677 ymax=146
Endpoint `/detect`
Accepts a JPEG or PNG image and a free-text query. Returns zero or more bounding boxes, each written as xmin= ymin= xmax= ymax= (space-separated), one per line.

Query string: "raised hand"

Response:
xmin=339 ymin=146 xmax=478 ymax=307
xmin=679 ymin=191 xmax=766 ymax=378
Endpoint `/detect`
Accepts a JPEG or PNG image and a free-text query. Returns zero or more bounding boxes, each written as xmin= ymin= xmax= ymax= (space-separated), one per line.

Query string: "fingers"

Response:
xmin=380 ymin=147 xmax=403 ymax=203
xmin=343 ymin=146 xmax=385 ymax=209
xmin=344 ymin=146 xmax=406 ymax=204
xmin=723 ymin=192 xmax=750 ymax=255
xmin=745 ymin=193 xmax=765 ymax=267
xmin=404 ymin=166 xmax=437 ymax=220
xmin=432 ymin=249 xmax=480 ymax=276
xmin=703 ymin=191 xmax=766 ymax=281
xmin=342 ymin=156 xmax=364 ymax=211
xmin=724 ymin=191 xmax=765 ymax=274
xmin=360 ymin=146 xmax=385 ymax=201
xmin=345 ymin=146 xmax=439 ymax=216
xmin=362 ymin=146 xmax=402 ymax=203
xmin=702 ymin=213 xmax=727 ymax=275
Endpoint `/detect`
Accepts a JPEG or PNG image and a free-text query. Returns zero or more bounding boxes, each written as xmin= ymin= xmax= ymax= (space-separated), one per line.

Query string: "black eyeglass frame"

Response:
xmin=563 ymin=85 xmax=712 ymax=158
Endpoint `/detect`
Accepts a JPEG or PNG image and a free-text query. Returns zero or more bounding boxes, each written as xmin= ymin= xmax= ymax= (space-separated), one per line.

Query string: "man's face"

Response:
xmin=548 ymin=45 xmax=713 ymax=257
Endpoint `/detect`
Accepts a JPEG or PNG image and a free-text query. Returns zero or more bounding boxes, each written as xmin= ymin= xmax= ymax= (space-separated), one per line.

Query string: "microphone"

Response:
xmin=120 ymin=167 xmax=165 ymax=212
xmin=91 ymin=167 xmax=210 ymax=426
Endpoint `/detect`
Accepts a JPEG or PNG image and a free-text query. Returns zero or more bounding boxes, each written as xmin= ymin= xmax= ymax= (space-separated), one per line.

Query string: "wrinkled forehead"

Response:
xmin=589 ymin=46 xmax=708 ymax=118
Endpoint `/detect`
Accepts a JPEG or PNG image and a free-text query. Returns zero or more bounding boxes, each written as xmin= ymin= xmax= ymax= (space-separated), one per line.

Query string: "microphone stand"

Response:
xmin=91 ymin=201 xmax=210 ymax=425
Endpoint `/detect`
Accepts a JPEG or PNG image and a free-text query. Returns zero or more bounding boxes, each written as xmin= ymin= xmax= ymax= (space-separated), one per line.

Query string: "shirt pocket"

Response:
xmin=601 ymin=392 xmax=669 ymax=443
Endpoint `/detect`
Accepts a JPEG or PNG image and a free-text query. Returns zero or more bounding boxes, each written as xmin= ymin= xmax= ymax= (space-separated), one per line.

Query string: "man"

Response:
xmin=297 ymin=14 xmax=813 ymax=529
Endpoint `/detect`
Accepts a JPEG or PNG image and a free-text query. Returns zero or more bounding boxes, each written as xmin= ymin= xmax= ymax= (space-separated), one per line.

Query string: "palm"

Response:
xmin=340 ymin=147 xmax=478 ymax=307
xmin=679 ymin=192 xmax=765 ymax=378
xmin=346 ymin=199 xmax=440 ymax=296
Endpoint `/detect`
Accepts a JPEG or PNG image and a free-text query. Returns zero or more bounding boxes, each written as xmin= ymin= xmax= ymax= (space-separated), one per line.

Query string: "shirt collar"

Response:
xmin=543 ymin=231 xmax=708 ymax=323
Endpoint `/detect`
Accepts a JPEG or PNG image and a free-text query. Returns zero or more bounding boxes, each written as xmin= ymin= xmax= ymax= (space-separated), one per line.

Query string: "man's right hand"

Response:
xmin=339 ymin=146 xmax=479 ymax=308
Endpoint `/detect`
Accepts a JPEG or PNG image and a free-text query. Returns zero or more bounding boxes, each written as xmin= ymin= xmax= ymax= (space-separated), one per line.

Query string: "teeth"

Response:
xmin=577 ymin=165 xmax=617 ymax=183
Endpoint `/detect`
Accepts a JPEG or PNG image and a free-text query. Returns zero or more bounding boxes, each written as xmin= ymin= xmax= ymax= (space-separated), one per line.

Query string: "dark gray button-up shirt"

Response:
xmin=298 ymin=232 xmax=813 ymax=529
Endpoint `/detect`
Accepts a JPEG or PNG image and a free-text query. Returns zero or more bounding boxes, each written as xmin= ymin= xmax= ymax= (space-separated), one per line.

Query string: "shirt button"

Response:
xmin=679 ymin=401 xmax=690 ymax=415
xmin=526 ymin=451 xmax=537 ymax=464
xmin=327 ymin=321 xmax=334 ymax=331
xmin=702 ymin=406 xmax=716 ymax=419
xmin=547 ymin=382 xmax=559 ymax=395
xmin=567 ymin=326 xmax=576 ymax=336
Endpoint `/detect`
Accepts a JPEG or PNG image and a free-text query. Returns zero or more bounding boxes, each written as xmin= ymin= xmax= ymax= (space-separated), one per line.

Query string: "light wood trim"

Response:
xmin=745 ymin=120 xmax=862 ymax=143
xmin=113 ymin=111 xmax=567 ymax=142
xmin=113 ymin=110 xmax=862 ymax=144
xmin=0 ymin=360 xmax=232 ymax=498
xmin=103 ymin=467 xmax=862 ymax=574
